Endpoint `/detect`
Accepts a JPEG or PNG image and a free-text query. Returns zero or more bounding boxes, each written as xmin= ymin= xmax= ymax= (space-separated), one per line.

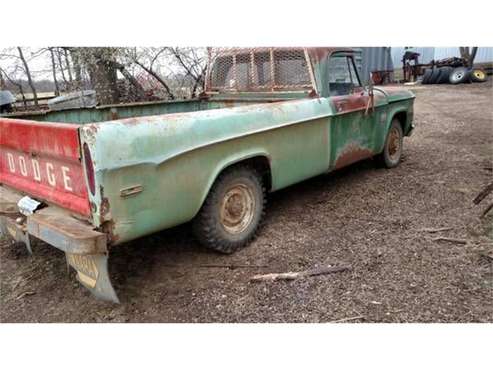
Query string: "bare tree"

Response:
xmin=17 ymin=47 xmax=38 ymax=106
xmin=56 ymin=48 xmax=68 ymax=88
xmin=63 ymin=48 xmax=73 ymax=85
xmin=68 ymin=48 xmax=83 ymax=89
xmin=111 ymin=60 xmax=146 ymax=100
xmin=0 ymin=69 xmax=5 ymax=89
xmin=168 ymin=47 xmax=207 ymax=98
xmin=125 ymin=48 xmax=175 ymax=99
xmin=78 ymin=47 xmax=121 ymax=105
xmin=1 ymin=46 xmax=209 ymax=110
xmin=49 ymin=48 xmax=60 ymax=96
xmin=0 ymin=66 xmax=27 ymax=106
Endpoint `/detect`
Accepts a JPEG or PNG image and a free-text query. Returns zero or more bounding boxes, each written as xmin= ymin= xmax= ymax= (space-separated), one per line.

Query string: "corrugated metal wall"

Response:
xmin=391 ymin=47 xmax=435 ymax=65
xmin=354 ymin=47 xmax=394 ymax=84
xmin=391 ymin=47 xmax=493 ymax=67
xmin=433 ymin=47 xmax=493 ymax=63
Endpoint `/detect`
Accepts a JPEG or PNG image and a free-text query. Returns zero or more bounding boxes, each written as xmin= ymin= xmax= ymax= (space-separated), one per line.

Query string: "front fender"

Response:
xmin=385 ymin=102 xmax=414 ymax=136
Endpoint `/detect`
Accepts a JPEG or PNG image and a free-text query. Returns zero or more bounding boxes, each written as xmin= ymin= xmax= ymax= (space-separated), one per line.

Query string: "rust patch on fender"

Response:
xmin=98 ymin=185 xmax=119 ymax=244
xmin=100 ymin=197 xmax=111 ymax=220
xmin=334 ymin=143 xmax=373 ymax=170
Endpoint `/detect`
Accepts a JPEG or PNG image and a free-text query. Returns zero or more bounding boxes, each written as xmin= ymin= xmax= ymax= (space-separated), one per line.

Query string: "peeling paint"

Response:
xmin=334 ymin=143 xmax=374 ymax=169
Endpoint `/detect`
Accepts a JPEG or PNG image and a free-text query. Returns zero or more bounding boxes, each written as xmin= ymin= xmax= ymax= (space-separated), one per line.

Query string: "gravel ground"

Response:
xmin=1 ymin=81 xmax=492 ymax=323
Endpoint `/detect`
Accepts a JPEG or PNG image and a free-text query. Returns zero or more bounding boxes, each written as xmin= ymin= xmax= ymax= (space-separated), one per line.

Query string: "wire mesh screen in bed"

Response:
xmin=206 ymin=48 xmax=314 ymax=92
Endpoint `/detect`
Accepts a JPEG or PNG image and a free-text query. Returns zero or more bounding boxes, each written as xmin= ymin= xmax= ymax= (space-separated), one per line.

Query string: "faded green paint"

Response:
xmin=80 ymin=87 xmax=414 ymax=244
xmin=7 ymin=47 xmax=415 ymax=246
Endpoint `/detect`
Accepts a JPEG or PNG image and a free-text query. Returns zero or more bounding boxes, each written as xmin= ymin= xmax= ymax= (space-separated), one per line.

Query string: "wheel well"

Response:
xmin=393 ymin=111 xmax=407 ymax=134
xmin=223 ymin=156 xmax=272 ymax=191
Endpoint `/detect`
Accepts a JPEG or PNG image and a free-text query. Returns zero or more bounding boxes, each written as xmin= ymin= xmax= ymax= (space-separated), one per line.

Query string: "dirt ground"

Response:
xmin=1 ymin=81 xmax=492 ymax=323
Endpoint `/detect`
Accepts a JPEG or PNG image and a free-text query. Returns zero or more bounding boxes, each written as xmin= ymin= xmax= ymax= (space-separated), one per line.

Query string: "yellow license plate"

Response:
xmin=6 ymin=224 xmax=17 ymax=238
xmin=66 ymin=254 xmax=99 ymax=288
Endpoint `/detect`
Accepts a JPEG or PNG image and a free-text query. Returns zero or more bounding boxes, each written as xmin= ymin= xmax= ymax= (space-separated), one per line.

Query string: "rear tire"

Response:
xmin=192 ymin=165 xmax=266 ymax=254
xmin=422 ymin=68 xmax=433 ymax=84
xmin=437 ymin=66 xmax=453 ymax=84
xmin=429 ymin=68 xmax=441 ymax=84
xmin=376 ymin=119 xmax=404 ymax=168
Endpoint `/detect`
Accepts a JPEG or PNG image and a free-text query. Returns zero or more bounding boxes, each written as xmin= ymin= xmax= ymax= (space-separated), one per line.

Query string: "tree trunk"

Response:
xmin=56 ymin=48 xmax=68 ymax=87
xmin=83 ymin=48 xmax=120 ymax=105
xmin=459 ymin=47 xmax=479 ymax=67
xmin=191 ymin=65 xmax=207 ymax=98
xmin=64 ymin=48 xmax=73 ymax=84
xmin=469 ymin=47 xmax=478 ymax=66
xmin=0 ymin=69 xmax=5 ymax=89
xmin=112 ymin=61 xmax=146 ymax=100
xmin=69 ymin=48 xmax=83 ymax=90
xmin=49 ymin=48 xmax=60 ymax=96
xmin=17 ymin=47 xmax=38 ymax=106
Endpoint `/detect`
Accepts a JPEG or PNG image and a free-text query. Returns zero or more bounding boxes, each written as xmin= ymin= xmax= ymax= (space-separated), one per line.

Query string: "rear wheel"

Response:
xmin=192 ymin=165 xmax=266 ymax=254
xmin=449 ymin=67 xmax=469 ymax=84
xmin=470 ymin=68 xmax=487 ymax=82
xmin=376 ymin=119 xmax=404 ymax=168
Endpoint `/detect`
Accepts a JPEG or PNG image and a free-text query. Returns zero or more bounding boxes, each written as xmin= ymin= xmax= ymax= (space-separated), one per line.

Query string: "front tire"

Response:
xmin=192 ymin=165 xmax=266 ymax=254
xmin=376 ymin=119 xmax=404 ymax=168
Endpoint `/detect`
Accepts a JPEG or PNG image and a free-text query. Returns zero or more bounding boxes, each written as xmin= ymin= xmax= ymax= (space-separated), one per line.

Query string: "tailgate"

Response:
xmin=0 ymin=118 xmax=90 ymax=216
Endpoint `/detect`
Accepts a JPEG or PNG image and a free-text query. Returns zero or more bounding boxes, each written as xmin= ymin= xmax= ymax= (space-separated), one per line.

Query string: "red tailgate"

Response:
xmin=0 ymin=118 xmax=90 ymax=216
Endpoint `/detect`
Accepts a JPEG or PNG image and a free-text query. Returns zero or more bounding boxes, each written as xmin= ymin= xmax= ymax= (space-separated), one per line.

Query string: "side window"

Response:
xmin=348 ymin=58 xmax=361 ymax=88
xmin=327 ymin=55 xmax=361 ymax=96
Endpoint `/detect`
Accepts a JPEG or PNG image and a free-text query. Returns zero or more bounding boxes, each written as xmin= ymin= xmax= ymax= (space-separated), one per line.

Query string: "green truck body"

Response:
xmin=0 ymin=47 xmax=415 ymax=302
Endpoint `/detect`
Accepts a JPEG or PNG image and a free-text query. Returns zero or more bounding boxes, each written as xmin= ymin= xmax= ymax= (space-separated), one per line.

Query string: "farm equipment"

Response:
xmin=402 ymin=52 xmax=488 ymax=85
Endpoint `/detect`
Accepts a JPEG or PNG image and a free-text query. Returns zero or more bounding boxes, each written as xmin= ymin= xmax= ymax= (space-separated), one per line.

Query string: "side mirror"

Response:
xmin=365 ymin=72 xmax=375 ymax=115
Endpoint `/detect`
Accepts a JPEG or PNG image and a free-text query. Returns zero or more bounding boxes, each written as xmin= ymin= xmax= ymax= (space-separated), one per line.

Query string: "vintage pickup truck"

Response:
xmin=0 ymin=47 xmax=415 ymax=302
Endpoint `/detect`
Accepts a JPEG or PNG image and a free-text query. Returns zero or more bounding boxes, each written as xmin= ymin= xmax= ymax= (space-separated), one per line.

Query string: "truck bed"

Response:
xmin=0 ymin=94 xmax=308 ymax=124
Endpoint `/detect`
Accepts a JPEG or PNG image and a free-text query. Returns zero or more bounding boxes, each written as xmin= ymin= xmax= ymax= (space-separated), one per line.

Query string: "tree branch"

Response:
xmin=133 ymin=60 xmax=175 ymax=99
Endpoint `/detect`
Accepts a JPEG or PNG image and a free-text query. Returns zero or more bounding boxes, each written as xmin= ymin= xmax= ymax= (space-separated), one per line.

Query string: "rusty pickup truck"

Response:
xmin=0 ymin=47 xmax=415 ymax=302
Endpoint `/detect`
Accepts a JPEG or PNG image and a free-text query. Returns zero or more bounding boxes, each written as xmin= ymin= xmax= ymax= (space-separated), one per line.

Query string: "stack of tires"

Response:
xmin=422 ymin=67 xmax=488 ymax=85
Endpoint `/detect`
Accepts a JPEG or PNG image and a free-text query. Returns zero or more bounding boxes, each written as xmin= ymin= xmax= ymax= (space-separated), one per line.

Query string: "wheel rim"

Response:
xmin=220 ymin=183 xmax=255 ymax=234
xmin=474 ymin=70 xmax=485 ymax=79
xmin=387 ymin=126 xmax=401 ymax=162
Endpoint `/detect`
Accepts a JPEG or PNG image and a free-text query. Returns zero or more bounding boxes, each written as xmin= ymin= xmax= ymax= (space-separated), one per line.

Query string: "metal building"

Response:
xmin=353 ymin=47 xmax=394 ymax=84
xmin=391 ymin=47 xmax=493 ymax=67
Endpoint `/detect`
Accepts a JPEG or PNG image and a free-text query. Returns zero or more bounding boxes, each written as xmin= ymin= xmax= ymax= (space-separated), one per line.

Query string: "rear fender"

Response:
xmin=195 ymin=149 xmax=272 ymax=217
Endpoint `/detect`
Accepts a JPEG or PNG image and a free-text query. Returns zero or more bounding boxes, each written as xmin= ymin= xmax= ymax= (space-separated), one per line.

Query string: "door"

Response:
xmin=326 ymin=53 xmax=377 ymax=170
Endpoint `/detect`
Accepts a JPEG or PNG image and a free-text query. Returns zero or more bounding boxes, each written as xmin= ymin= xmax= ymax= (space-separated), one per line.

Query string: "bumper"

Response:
xmin=0 ymin=185 xmax=119 ymax=303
